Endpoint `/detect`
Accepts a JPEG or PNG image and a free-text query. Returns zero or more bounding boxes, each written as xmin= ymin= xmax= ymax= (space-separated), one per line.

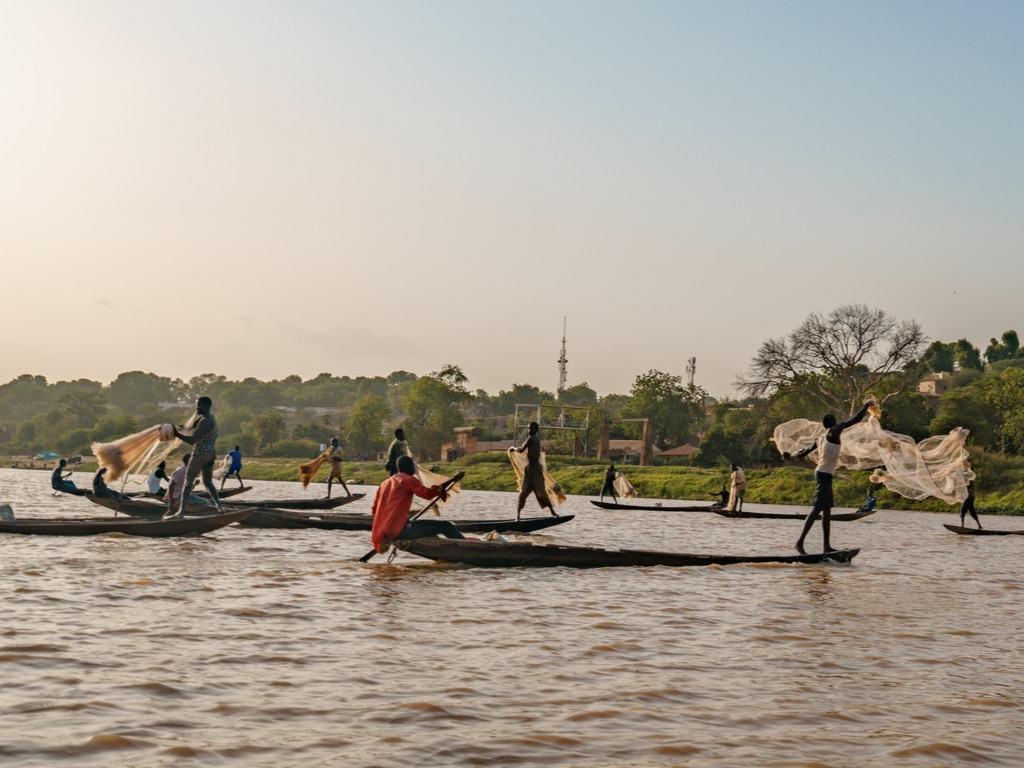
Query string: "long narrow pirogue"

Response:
xmin=944 ymin=524 xmax=1024 ymax=536
xmin=85 ymin=493 xmax=364 ymax=517
xmin=711 ymin=508 xmax=876 ymax=521
xmin=396 ymin=538 xmax=861 ymax=568
xmin=239 ymin=510 xmax=574 ymax=533
xmin=0 ymin=507 xmax=254 ymax=537
xmin=589 ymin=500 xmax=719 ymax=512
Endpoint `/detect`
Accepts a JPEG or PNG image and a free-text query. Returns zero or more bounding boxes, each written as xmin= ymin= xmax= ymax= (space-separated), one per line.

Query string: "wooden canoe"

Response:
xmin=240 ymin=510 xmax=574 ymax=533
xmin=397 ymin=538 xmax=860 ymax=569
xmin=87 ymin=493 xmax=365 ymax=519
xmin=221 ymin=494 xmax=364 ymax=511
xmin=0 ymin=507 xmax=254 ymax=537
xmin=944 ymin=524 xmax=1024 ymax=536
xmin=590 ymin=500 xmax=720 ymax=512
xmin=711 ymin=508 xmax=876 ymax=521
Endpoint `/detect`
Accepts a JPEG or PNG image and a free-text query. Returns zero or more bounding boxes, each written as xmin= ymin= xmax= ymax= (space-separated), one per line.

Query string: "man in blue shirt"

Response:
xmin=221 ymin=445 xmax=244 ymax=490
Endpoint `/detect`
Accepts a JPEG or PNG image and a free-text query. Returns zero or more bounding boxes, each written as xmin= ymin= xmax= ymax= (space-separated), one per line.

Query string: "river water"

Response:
xmin=1 ymin=466 xmax=1022 ymax=767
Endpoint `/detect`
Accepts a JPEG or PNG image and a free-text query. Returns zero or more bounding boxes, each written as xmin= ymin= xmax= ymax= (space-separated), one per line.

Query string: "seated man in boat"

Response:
xmin=166 ymin=454 xmax=190 ymax=512
xmin=370 ymin=455 xmax=465 ymax=554
xmin=148 ymin=461 xmax=170 ymax=497
xmin=600 ymin=463 xmax=618 ymax=503
xmin=92 ymin=467 xmax=129 ymax=499
xmin=860 ymin=493 xmax=877 ymax=513
xmin=51 ymin=459 xmax=78 ymax=492
xmin=710 ymin=485 xmax=729 ymax=507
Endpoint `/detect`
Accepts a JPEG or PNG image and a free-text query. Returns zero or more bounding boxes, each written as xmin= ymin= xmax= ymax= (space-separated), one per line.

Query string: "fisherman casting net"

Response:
xmin=508 ymin=449 xmax=566 ymax=506
xmin=771 ymin=404 xmax=973 ymax=505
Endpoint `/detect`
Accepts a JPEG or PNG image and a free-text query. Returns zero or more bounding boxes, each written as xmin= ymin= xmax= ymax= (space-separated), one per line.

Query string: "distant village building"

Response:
xmin=919 ymin=372 xmax=950 ymax=409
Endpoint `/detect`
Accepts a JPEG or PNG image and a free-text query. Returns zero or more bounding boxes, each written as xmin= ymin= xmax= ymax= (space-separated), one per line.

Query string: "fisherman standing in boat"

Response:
xmin=326 ymin=437 xmax=351 ymax=498
xmin=385 ymin=428 xmax=409 ymax=477
xmin=371 ymin=455 xmax=465 ymax=553
xmin=960 ymin=474 xmax=981 ymax=529
xmin=727 ymin=464 xmax=746 ymax=511
xmin=600 ymin=463 xmax=619 ymax=503
xmin=165 ymin=396 xmax=223 ymax=518
xmin=513 ymin=421 xmax=558 ymax=517
xmin=220 ymin=445 xmax=244 ymax=490
xmin=793 ymin=399 xmax=874 ymax=554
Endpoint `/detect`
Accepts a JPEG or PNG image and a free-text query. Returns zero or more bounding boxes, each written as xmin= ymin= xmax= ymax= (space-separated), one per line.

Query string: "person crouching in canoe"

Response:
xmin=370 ymin=456 xmax=465 ymax=554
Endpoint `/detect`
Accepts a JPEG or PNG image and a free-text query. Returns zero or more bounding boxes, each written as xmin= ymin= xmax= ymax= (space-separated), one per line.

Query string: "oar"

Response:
xmin=358 ymin=471 xmax=465 ymax=563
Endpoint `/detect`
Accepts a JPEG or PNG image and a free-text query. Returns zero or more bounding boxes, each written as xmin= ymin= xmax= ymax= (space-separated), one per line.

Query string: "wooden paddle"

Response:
xmin=358 ymin=471 xmax=465 ymax=563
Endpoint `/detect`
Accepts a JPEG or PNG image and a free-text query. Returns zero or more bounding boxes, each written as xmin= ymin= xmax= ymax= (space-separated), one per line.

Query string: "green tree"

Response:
xmin=58 ymin=389 xmax=108 ymax=428
xmin=91 ymin=413 xmax=140 ymax=443
xmin=952 ymin=338 xmax=984 ymax=371
xmin=930 ymin=388 xmax=994 ymax=449
xmin=402 ymin=366 xmax=470 ymax=461
xmin=346 ymin=395 xmax=393 ymax=457
xmin=619 ymin=370 xmax=707 ymax=450
xmin=977 ymin=366 xmax=1024 ymax=454
xmin=985 ymin=330 xmax=1021 ymax=364
xmin=107 ymin=371 xmax=177 ymax=415
xmin=922 ymin=341 xmax=955 ymax=373
xmin=558 ymin=382 xmax=598 ymax=407
xmin=251 ymin=411 xmax=286 ymax=453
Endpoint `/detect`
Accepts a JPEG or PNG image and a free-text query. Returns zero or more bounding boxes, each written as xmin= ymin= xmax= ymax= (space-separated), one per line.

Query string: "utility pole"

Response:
xmin=557 ymin=316 xmax=568 ymax=394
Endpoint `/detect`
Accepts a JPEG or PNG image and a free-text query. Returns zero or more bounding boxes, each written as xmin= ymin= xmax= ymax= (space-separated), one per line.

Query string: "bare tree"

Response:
xmin=739 ymin=305 xmax=927 ymax=416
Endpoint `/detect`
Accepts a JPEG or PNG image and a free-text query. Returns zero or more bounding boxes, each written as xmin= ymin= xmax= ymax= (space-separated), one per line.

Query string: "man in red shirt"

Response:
xmin=371 ymin=456 xmax=465 ymax=553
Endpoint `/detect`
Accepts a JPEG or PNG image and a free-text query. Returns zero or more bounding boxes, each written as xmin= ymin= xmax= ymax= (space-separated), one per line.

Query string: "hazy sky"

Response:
xmin=3 ymin=1 xmax=1021 ymax=400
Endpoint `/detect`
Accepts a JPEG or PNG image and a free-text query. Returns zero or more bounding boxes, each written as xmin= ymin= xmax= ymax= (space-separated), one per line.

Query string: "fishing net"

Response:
xmin=771 ymin=405 xmax=973 ymax=505
xmin=91 ymin=425 xmax=180 ymax=483
xmin=413 ymin=464 xmax=460 ymax=512
xmin=213 ymin=454 xmax=233 ymax=480
xmin=613 ymin=471 xmax=637 ymax=499
xmin=298 ymin=452 xmax=329 ymax=488
xmin=508 ymin=449 xmax=566 ymax=505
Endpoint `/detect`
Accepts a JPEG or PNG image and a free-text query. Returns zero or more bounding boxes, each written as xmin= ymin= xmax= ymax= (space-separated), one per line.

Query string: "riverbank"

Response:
xmin=19 ymin=452 xmax=1023 ymax=515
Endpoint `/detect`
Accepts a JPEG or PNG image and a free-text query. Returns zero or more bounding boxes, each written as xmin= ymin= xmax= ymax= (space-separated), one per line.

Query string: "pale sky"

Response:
xmin=2 ymin=1 xmax=1021 ymax=400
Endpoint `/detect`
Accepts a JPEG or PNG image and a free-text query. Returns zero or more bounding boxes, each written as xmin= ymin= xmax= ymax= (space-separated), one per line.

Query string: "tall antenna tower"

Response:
xmin=686 ymin=357 xmax=696 ymax=387
xmin=557 ymin=316 xmax=568 ymax=393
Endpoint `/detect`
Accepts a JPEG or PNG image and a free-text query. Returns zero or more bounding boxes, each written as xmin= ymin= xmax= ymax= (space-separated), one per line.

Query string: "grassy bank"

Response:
xmin=18 ymin=451 xmax=1023 ymax=515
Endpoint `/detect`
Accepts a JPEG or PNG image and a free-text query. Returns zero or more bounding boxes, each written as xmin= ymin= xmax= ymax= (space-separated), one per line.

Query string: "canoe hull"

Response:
xmin=0 ymin=507 xmax=254 ymax=537
xmin=590 ymin=500 xmax=718 ymax=512
xmin=399 ymin=538 xmax=860 ymax=568
xmin=944 ymin=524 xmax=1024 ymax=536
xmin=89 ymin=493 xmax=365 ymax=519
xmin=241 ymin=510 xmax=575 ymax=533
xmin=711 ymin=509 xmax=876 ymax=521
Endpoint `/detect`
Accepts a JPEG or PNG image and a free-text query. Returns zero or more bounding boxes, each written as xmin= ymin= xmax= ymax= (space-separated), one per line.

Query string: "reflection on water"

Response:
xmin=2 ymin=467 xmax=1024 ymax=767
